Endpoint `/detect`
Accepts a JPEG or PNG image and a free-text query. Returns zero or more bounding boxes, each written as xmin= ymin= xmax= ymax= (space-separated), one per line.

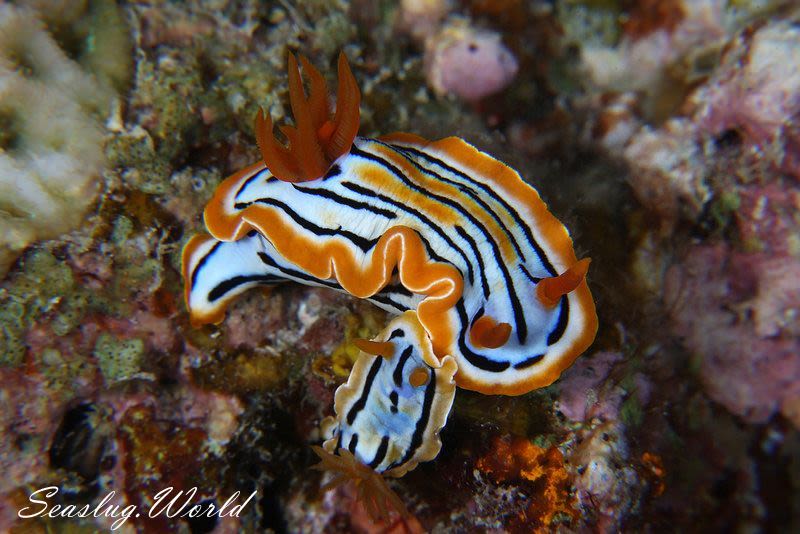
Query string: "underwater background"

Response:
xmin=1 ymin=0 xmax=799 ymax=531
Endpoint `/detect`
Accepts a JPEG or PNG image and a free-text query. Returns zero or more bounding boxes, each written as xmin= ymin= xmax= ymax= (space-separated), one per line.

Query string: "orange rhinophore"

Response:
xmin=470 ymin=315 xmax=512 ymax=349
xmin=536 ymin=258 xmax=592 ymax=308
xmin=255 ymin=52 xmax=360 ymax=183
xmin=353 ymin=338 xmax=395 ymax=360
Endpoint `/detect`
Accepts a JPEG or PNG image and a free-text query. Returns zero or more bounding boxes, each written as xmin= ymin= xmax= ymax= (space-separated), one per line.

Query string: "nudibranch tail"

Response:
xmin=321 ymin=312 xmax=457 ymax=478
xmin=536 ymin=257 xmax=591 ymax=308
xmin=255 ymin=51 xmax=360 ymax=183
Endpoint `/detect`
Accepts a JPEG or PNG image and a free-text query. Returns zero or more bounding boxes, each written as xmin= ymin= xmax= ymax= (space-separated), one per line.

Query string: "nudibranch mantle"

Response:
xmin=184 ymin=130 xmax=597 ymax=395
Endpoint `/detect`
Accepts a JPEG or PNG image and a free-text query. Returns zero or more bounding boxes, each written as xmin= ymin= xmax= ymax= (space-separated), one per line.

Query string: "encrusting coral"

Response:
xmin=476 ymin=435 xmax=579 ymax=531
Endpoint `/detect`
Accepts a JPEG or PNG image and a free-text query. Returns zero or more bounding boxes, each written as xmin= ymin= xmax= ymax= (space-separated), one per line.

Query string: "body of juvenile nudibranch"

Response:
xmin=183 ymin=53 xmax=597 ymax=478
xmin=321 ymin=312 xmax=458 ymax=476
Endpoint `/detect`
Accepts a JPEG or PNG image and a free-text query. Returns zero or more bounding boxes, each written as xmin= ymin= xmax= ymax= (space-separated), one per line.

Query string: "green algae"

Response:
xmin=620 ymin=395 xmax=644 ymax=428
xmin=110 ymin=214 xmax=134 ymax=244
xmin=51 ymin=292 xmax=89 ymax=337
xmin=307 ymin=7 xmax=356 ymax=58
xmin=40 ymin=347 xmax=95 ymax=393
xmin=556 ymin=0 xmax=621 ymax=48
xmin=94 ymin=333 xmax=145 ymax=383
xmin=106 ymin=126 xmax=171 ymax=195
xmin=0 ymin=249 xmax=79 ymax=367
xmin=11 ymin=248 xmax=75 ymax=312
xmin=0 ymin=313 xmax=26 ymax=367
xmin=0 ymin=207 xmax=169 ymax=369
xmin=709 ymin=190 xmax=742 ymax=234
xmin=129 ymin=50 xmax=206 ymax=165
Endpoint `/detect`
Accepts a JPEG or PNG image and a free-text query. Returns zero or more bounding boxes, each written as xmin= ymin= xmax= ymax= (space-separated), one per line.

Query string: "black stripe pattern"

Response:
xmin=323 ymin=314 xmax=456 ymax=474
xmin=186 ymin=134 xmax=587 ymax=396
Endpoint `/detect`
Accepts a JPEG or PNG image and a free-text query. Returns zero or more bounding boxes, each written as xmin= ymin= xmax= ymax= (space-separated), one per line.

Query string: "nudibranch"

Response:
xmin=320 ymin=312 xmax=458 ymax=477
xmin=182 ymin=51 xmax=597 ymax=479
xmin=183 ymin=52 xmax=597 ymax=396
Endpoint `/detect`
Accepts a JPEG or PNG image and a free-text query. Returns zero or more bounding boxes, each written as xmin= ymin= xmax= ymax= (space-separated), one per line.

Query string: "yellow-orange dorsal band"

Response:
xmin=469 ymin=315 xmax=512 ymax=349
xmin=536 ymin=258 xmax=591 ymax=308
xmin=353 ymin=338 xmax=395 ymax=360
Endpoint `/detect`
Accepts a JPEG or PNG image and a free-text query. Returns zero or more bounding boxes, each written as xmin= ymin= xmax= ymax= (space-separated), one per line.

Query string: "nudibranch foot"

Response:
xmin=320 ymin=311 xmax=457 ymax=478
xmin=255 ymin=51 xmax=360 ymax=183
xmin=311 ymin=446 xmax=410 ymax=523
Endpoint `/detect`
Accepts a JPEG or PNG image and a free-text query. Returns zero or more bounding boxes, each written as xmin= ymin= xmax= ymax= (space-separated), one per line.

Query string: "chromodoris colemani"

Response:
xmin=182 ymin=52 xmax=597 ymax=478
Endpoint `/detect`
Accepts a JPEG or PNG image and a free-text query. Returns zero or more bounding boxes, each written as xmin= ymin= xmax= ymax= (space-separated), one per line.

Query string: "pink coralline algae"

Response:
xmin=555 ymin=333 xmax=654 ymax=425
xmin=555 ymin=351 xmax=654 ymax=529
xmin=424 ymin=21 xmax=519 ymax=101
xmin=569 ymin=422 xmax=641 ymax=532
xmin=664 ymin=244 xmax=800 ymax=426
xmin=736 ymin=183 xmax=800 ymax=257
xmin=0 ymin=369 xmax=62 ymax=492
xmin=398 ymin=0 xmax=452 ymax=43
xmin=692 ymin=20 xmax=800 ymax=179
xmin=613 ymin=18 xmax=800 ymax=234
xmin=623 ymin=118 xmax=710 ymax=233
xmin=556 ymin=351 xmax=625 ymax=423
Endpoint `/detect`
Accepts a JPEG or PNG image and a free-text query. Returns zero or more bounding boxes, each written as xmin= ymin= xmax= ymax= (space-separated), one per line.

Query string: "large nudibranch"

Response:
xmin=182 ymin=52 xmax=597 ymax=479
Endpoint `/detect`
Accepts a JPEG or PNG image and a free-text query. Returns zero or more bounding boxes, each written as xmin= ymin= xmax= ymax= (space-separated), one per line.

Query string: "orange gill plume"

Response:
xmin=536 ymin=258 xmax=591 ymax=308
xmin=255 ymin=52 xmax=361 ymax=183
xmin=311 ymin=446 xmax=410 ymax=523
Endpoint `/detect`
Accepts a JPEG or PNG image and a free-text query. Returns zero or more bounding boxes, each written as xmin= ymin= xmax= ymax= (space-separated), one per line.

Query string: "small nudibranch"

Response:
xmin=320 ymin=312 xmax=457 ymax=477
xmin=182 ymin=52 xmax=597 ymax=396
